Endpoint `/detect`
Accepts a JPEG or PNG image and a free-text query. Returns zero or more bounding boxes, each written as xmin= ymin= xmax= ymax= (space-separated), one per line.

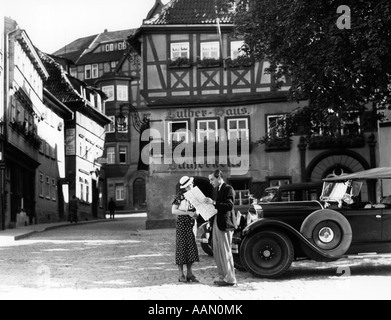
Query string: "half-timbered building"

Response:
xmin=132 ymin=0 xmax=380 ymax=229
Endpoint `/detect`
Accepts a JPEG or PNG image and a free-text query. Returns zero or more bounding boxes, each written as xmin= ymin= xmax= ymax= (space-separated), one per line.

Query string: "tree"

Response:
xmin=231 ymin=0 xmax=391 ymax=138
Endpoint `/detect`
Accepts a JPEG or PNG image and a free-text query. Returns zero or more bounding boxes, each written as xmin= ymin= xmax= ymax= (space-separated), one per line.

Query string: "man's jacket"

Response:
xmin=211 ymin=183 xmax=236 ymax=231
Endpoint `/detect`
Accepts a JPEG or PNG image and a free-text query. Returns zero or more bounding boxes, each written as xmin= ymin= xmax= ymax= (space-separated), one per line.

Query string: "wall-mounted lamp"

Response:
xmin=118 ymin=104 xmax=150 ymax=133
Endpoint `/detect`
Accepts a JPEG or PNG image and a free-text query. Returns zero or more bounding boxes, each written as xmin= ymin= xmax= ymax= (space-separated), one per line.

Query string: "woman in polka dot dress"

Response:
xmin=172 ymin=176 xmax=200 ymax=283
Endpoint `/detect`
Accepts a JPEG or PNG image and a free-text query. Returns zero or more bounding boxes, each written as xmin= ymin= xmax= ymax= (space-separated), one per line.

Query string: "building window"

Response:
xmin=111 ymin=61 xmax=117 ymax=69
xmin=115 ymin=184 xmax=125 ymax=201
xmin=102 ymin=86 xmax=114 ymax=101
xmin=79 ymin=177 xmax=85 ymax=201
xmin=200 ymin=42 xmax=220 ymax=59
xmin=266 ymin=115 xmax=285 ymax=138
xmin=168 ymin=121 xmax=189 ymax=144
xmin=51 ymin=178 xmax=57 ymax=201
xmin=230 ymin=40 xmax=246 ymax=59
xmin=85 ymin=65 xmax=92 ymax=79
xmin=79 ymin=141 xmax=84 ymax=157
xmin=85 ymin=179 xmax=90 ymax=203
xmin=92 ymin=64 xmax=99 ymax=78
xmin=268 ymin=177 xmax=292 ymax=187
xmin=46 ymin=176 xmax=51 ymax=199
xmin=39 ymin=173 xmax=44 ymax=198
xmin=117 ymin=116 xmax=128 ymax=133
xmin=197 ymin=119 xmax=218 ymax=142
xmin=119 ymin=146 xmax=127 ymax=164
xmin=117 ymin=85 xmax=128 ymax=101
xmin=227 ymin=118 xmax=249 ymax=140
xmin=106 ymin=116 xmax=115 ymax=133
xmin=171 ymin=42 xmax=190 ymax=60
xmin=229 ymin=179 xmax=251 ymax=206
xmin=107 ymin=147 xmax=115 ymax=164
xmin=70 ymin=67 xmax=77 ymax=78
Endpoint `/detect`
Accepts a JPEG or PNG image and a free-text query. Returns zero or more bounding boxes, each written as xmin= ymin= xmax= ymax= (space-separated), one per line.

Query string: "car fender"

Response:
xmin=242 ymin=219 xmax=338 ymax=261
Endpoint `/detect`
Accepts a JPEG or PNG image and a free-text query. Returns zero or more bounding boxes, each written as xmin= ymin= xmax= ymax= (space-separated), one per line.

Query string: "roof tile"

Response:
xmin=144 ymin=0 xmax=235 ymax=25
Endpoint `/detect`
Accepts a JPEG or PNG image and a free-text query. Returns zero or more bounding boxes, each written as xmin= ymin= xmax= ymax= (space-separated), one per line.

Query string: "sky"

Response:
xmin=3 ymin=0 xmax=170 ymax=54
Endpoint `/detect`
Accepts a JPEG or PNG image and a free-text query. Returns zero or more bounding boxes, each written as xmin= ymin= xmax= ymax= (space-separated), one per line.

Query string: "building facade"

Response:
xmin=0 ymin=15 xmax=5 ymax=229
xmin=53 ymin=29 xmax=148 ymax=212
xmin=4 ymin=18 xmax=56 ymax=227
xmin=41 ymin=53 xmax=111 ymax=221
xmin=134 ymin=0 xmax=380 ymax=229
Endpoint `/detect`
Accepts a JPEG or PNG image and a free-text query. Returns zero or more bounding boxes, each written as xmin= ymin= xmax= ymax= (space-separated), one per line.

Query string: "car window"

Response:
xmin=260 ymin=189 xmax=277 ymax=202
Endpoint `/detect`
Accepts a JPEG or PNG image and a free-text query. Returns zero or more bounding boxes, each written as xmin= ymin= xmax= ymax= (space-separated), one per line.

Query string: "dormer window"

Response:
xmin=105 ymin=43 xmax=114 ymax=52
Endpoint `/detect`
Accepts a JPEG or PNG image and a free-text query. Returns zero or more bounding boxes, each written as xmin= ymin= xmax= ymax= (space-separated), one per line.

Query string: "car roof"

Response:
xmin=323 ymin=167 xmax=391 ymax=182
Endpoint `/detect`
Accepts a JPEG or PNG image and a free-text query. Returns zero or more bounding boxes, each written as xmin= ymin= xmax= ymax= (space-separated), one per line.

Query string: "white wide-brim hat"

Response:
xmin=179 ymin=176 xmax=194 ymax=189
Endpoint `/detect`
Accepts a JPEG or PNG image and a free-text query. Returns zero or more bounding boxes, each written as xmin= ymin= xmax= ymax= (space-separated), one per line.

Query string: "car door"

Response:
xmin=342 ymin=208 xmax=382 ymax=243
xmin=381 ymin=208 xmax=391 ymax=241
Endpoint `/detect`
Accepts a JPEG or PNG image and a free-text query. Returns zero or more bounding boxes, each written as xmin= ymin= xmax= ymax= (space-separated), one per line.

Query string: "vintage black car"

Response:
xmin=259 ymin=182 xmax=323 ymax=203
xmin=200 ymin=167 xmax=391 ymax=278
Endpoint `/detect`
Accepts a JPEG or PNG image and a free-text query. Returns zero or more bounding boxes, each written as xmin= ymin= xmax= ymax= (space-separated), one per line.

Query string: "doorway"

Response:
xmin=133 ymin=178 xmax=146 ymax=210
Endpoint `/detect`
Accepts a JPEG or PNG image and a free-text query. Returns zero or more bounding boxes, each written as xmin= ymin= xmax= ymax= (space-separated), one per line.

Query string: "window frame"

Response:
xmin=230 ymin=40 xmax=246 ymax=60
xmin=107 ymin=146 xmax=116 ymax=164
xmin=115 ymin=184 xmax=125 ymax=201
xmin=167 ymin=120 xmax=190 ymax=145
xmin=170 ymin=42 xmax=190 ymax=60
xmin=266 ymin=114 xmax=286 ymax=138
xmin=196 ymin=118 xmax=219 ymax=142
xmin=85 ymin=65 xmax=92 ymax=79
xmin=106 ymin=116 xmax=115 ymax=133
xmin=92 ymin=64 xmax=99 ymax=79
xmin=226 ymin=117 xmax=250 ymax=141
xmin=117 ymin=85 xmax=128 ymax=101
xmin=119 ymin=146 xmax=127 ymax=164
xmin=200 ymin=41 xmax=220 ymax=59
xmin=102 ymin=85 xmax=114 ymax=102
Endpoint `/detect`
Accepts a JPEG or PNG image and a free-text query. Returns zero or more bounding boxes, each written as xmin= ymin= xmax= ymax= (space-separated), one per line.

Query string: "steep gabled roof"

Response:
xmin=53 ymin=34 xmax=98 ymax=62
xmin=53 ymin=29 xmax=136 ymax=64
xmin=144 ymin=0 xmax=236 ymax=25
xmin=76 ymin=50 xmax=127 ymax=65
xmin=38 ymin=51 xmax=83 ymax=103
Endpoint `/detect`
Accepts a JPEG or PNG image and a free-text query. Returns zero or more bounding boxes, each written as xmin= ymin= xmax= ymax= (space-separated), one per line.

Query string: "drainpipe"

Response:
xmin=1 ymin=25 xmax=19 ymax=230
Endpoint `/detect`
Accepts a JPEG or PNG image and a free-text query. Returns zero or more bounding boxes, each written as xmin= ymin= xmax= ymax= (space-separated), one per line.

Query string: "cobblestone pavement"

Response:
xmin=1 ymin=214 xmax=391 ymax=300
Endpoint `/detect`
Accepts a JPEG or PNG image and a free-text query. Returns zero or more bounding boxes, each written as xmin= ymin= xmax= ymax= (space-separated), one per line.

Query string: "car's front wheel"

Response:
xmin=240 ymin=230 xmax=294 ymax=278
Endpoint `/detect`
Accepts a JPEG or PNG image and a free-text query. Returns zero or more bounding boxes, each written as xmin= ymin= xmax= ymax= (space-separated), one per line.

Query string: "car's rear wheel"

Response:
xmin=300 ymin=209 xmax=352 ymax=260
xmin=240 ymin=230 xmax=294 ymax=278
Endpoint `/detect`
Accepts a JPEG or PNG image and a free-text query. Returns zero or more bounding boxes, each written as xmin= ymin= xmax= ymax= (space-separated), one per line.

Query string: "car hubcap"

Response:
xmin=319 ymin=227 xmax=334 ymax=243
xmin=260 ymin=246 xmax=274 ymax=261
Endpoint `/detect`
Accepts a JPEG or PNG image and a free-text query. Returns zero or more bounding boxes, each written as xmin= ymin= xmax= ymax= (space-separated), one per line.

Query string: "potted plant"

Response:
xmin=197 ymin=57 xmax=223 ymax=68
xmin=226 ymin=55 xmax=254 ymax=68
xmin=168 ymin=57 xmax=191 ymax=69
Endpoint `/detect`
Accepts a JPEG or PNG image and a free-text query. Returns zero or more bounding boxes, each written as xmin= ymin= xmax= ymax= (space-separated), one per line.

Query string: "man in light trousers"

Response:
xmin=205 ymin=170 xmax=237 ymax=287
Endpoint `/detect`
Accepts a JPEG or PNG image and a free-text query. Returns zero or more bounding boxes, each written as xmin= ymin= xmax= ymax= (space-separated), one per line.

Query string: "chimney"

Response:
xmin=104 ymin=29 xmax=108 ymax=33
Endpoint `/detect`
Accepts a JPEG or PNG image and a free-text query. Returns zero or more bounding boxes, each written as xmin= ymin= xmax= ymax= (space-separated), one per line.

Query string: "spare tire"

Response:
xmin=300 ymin=209 xmax=352 ymax=259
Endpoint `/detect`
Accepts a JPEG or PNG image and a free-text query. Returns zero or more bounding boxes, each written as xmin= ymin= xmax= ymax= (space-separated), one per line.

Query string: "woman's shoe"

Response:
xmin=186 ymin=275 xmax=200 ymax=283
xmin=178 ymin=275 xmax=187 ymax=283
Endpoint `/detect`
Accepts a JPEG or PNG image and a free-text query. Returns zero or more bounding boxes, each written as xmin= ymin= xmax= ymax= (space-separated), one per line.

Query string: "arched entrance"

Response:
xmin=306 ymin=150 xmax=374 ymax=201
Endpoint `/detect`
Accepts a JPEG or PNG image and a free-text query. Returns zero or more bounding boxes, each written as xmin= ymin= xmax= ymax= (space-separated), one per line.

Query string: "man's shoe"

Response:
xmin=214 ymin=280 xmax=236 ymax=287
